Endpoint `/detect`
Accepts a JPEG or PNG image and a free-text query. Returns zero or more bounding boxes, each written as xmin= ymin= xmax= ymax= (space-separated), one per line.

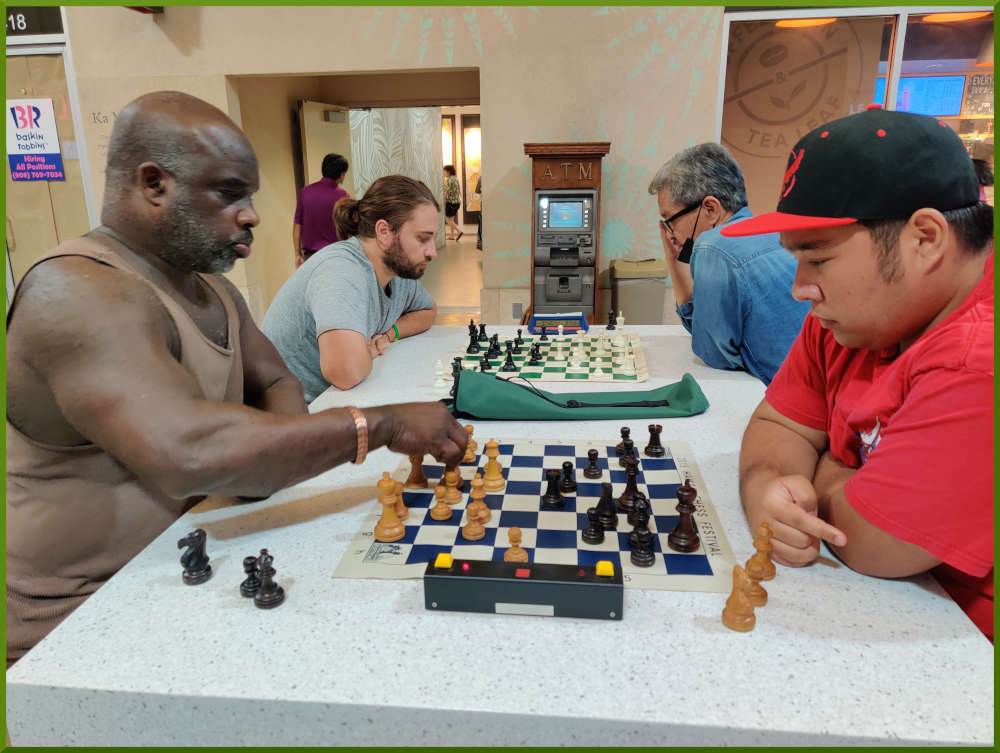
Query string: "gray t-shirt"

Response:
xmin=261 ymin=236 xmax=435 ymax=401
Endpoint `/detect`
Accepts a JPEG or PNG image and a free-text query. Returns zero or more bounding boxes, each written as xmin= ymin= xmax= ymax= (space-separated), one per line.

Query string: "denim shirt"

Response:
xmin=676 ymin=206 xmax=809 ymax=384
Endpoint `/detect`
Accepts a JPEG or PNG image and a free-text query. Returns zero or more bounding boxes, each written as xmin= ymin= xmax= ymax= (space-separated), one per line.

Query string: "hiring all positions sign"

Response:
xmin=7 ymin=97 xmax=65 ymax=181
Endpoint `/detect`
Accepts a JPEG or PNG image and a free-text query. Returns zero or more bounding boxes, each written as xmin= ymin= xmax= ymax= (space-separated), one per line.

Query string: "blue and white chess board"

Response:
xmin=334 ymin=438 xmax=736 ymax=592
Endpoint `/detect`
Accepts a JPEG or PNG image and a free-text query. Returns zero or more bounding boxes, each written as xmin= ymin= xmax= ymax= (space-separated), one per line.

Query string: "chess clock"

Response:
xmin=527 ymin=312 xmax=590 ymax=335
xmin=423 ymin=555 xmax=623 ymax=620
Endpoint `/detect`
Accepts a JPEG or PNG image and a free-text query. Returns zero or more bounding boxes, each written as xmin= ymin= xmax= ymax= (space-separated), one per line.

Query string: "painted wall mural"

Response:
xmin=349 ymin=106 xmax=445 ymax=242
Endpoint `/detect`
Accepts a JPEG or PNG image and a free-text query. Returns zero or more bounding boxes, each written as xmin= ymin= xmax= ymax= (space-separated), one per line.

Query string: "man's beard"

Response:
xmin=157 ymin=193 xmax=249 ymax=275
xmin=383 ymin=235 xmax=425 ymax=279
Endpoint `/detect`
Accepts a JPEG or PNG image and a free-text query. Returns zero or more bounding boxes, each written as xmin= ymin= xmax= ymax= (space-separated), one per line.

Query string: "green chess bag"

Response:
xmin=449 ymin=370 xmax=709 ymax=420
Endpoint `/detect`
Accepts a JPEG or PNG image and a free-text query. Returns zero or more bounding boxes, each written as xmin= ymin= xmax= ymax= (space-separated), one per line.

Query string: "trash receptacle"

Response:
xmin=610 ymin=258 xmax=670 ymax=324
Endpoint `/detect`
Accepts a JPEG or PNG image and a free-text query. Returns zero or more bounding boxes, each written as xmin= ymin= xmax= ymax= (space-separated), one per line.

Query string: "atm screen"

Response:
xmin=548 ymin=201 xmax=584 ymax=228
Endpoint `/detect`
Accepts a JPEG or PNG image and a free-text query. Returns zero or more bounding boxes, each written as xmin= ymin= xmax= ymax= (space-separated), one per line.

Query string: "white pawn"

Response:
xmin=434 ymin=360 xmax=447 ymax=388
xmin=558 ymin=324 xmax=565 ymax=339
xmin=623 ymin=354 xmax=636 ymax=376
xmin=616 ymin=312 xmax=625 ymax=331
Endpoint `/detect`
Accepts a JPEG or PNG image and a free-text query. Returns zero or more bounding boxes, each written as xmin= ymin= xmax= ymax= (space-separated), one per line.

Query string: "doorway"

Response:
xmin=230 ymin=68 xmax=482 ymax=324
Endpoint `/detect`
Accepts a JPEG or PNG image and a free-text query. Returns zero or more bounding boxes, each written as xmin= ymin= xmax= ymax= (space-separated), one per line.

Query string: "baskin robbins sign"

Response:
xmin=7 ymin=98 xmax=65 ymax=181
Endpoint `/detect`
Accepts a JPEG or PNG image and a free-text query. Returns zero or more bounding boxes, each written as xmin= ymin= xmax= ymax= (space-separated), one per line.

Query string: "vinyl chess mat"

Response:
xmin=334 ymin=439 xmax=735 ymax=592
xmin=446 ymin=331 xmax=649 ymax=383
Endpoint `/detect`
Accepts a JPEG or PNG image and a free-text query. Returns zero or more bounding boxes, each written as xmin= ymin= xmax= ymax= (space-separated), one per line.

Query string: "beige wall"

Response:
xmin=229 ymin=75 xmax=325 ymax=313
xmin=66 ymin=5 xmax=724 ymax=322
xmin=317 ymin=69 xmax=479 ymax=108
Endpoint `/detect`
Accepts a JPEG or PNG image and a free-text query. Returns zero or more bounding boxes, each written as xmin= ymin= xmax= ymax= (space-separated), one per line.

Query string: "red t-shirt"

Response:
xmin=766 ymin=254 xmax=994 ymax=639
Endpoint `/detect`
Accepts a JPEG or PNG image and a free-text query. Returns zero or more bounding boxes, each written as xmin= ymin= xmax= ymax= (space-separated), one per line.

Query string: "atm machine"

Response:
xmin=532 ymin=188 xmax=597 ymax=317
xmin=523 ymin=142 xmax=611 ymax=324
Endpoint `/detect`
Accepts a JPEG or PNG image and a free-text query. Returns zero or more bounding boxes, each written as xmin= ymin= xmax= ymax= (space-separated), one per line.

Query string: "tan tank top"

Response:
xmin=6 ymin=235 xmax=244 ymax=662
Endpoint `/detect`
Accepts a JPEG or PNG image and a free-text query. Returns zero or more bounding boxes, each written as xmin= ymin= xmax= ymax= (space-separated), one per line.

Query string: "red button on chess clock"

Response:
xmin=515 ymin=568 xmax=531 ymax=578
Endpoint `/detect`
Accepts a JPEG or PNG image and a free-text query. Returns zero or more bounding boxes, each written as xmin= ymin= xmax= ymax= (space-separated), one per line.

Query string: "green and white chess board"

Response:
xmin=446 ymin=329 xmax=648 ymax=383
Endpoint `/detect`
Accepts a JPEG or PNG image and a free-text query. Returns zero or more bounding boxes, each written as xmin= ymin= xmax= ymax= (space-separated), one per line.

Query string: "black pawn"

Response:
xmin=559 ymin=460 xmax=577 ymax=493
xmin=239 ymin=555 xmax=261 ymax=597
xmin=644 ymin=424 xmax=665 ymax=457
xmin=526 ymin=346 xmax=541 ymax=367
xmin=515 ymin=328 xmax=524 ymax=346
xmin=479 ymin=354 xmax=491 ymax=372
xmin=606 ymin=308 xmax=616 ymax=330
xmin=466 ymin=332 xmax=481 ymax=354
xmin=667 ymin=478 xmax=701 ymax=553
xmin=177 ymin=528 xmax=212 ymax=585
xmin=616 ymin=427 xmax=631 ymax=455
xmin=253 ymin=549 xmax=285 ymax=609
xmin=539 ymin=326 xmax=549 ymax=341
xmin=583 ymin=449 xmax=602 ymax=479
xmin=581 ymin=506 xmax=605 ymax=545
xmin=500 ymin=350 xmax=517 ymax=372
xmin=618 ymin=438 xmax=636 ymax=468
xmin=541 ymin=469 xmax=564 ymax=509
xmin=490 ymin=334 xmax=500 ymax=355
xmin=478 ymin=323 xmax=488 ymax=342
xmin=628 ymin=503 xmax=651 ymax=550
xmin=595 ymin=482 xmax=618 ymax=530
xmin=630 ymin=529 xmax=656 ymax=567
xmin=617 ymin=456 xmax=646 ymax=513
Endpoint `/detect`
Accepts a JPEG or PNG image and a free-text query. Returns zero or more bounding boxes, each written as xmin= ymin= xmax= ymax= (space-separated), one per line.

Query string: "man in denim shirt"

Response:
xmin=648 ymin=143 xmax=808 ymax=383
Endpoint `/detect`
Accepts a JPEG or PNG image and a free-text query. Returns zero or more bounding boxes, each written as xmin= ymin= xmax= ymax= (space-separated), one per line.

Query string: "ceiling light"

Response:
xmin=922 ymin=12 xmax=991 ymax=23
xmin=775 ymin=18 xmax=836 ymax=28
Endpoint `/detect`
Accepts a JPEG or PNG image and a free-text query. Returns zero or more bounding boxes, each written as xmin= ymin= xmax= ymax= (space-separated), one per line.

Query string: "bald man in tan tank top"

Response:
xmin=5 ymin=91 xmax=468 ymax=665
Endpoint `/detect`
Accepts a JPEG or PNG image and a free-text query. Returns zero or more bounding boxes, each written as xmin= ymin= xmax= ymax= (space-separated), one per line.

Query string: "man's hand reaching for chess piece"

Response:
xmin=367 ymin=402 xmax=469 ymax=466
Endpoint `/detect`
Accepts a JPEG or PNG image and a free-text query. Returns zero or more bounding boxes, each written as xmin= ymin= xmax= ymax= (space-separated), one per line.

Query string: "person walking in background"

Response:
xmin=475 ymin=175 xmax=483 ymax=250
xmin=293 ymin=153 xmax=349 ymax=267
xmin=443 ymin=165 xmax=462 ymax=240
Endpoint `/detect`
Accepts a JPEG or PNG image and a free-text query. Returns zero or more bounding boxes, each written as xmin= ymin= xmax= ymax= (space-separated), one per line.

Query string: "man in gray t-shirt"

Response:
xmin=262 ymin=177 xmax=440 ymax=401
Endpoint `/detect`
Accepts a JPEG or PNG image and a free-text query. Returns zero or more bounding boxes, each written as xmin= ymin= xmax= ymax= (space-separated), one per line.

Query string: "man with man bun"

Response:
xmin=262 ymin=175 xmax=439 ymax=396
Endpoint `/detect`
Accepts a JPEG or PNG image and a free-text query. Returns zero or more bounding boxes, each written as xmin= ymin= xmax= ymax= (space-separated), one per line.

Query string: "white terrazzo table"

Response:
xmin=6 ymin=326 xmax=993 ymax=746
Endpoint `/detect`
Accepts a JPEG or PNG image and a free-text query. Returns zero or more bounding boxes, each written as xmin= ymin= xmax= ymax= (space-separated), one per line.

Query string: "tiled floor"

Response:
xmin=422 ymin=224 xmax=482 ymax=325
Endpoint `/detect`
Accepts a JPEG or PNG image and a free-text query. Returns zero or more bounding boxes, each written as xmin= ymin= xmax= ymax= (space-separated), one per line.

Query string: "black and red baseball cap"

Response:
xmin=721 ymin=105 xmax=980 ymax=237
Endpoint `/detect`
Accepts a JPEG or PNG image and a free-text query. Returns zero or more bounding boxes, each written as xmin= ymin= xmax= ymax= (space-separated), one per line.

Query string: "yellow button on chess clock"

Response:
xmin=433 ymin=553 xmax=454 ymax=569
xmin=595 ymin=560 xmax=614 ymax=577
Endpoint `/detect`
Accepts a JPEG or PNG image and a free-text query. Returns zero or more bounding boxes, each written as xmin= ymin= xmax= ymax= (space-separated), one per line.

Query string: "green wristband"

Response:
xmin=392 ymin=324 xmax=400 ymax=341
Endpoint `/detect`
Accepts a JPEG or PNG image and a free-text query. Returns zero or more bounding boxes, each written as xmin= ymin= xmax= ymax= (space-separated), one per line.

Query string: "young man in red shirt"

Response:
xmin=722 ymin=107 xmax=994 ymax=639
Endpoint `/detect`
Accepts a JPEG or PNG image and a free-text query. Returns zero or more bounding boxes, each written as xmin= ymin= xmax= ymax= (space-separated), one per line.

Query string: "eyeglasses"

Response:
xmin=659 ymin=201 xmax=702 ymax=235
